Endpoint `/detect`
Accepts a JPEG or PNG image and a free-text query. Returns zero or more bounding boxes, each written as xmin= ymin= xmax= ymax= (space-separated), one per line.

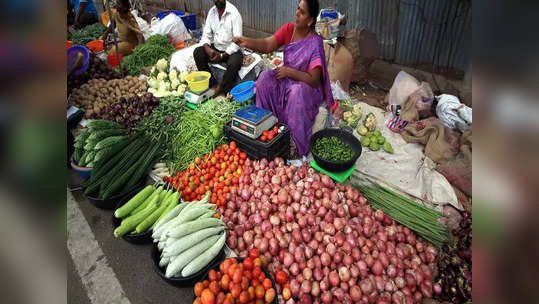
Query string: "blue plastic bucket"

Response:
xmin=230 ymin=81 xmax=255 ymax=103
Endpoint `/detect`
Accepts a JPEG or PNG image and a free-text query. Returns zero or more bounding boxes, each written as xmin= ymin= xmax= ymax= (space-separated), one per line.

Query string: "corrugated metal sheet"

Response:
xmin=135 ymin=0 xmax=471 ymax=71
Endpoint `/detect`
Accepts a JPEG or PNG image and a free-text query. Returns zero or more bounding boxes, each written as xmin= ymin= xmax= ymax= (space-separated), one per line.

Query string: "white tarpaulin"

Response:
xmin=350 ymin=102 xmax=461 ymax=212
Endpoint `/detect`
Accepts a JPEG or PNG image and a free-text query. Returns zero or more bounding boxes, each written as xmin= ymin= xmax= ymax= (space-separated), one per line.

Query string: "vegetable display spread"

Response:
xmin=313 ymin=136 xmax=354 ymax=161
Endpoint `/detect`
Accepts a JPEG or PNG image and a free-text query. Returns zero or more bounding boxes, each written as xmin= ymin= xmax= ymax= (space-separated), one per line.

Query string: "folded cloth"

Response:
xmin=436 ymin=94 xmax=472 ymax=132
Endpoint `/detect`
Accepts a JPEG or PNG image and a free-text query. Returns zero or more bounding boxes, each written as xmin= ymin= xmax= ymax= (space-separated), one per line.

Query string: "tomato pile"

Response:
xmin=163 ymin=142 xmax=247 ymax=204
xmin=259 ymin=126 xmax=279 ymax=143
xmin=193 ymin=250 xmax=277 ymax=304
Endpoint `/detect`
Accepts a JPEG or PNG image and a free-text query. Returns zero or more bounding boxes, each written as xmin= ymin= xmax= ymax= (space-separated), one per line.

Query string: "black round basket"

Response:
xmin=195 ymin=257 xmax=278 ymax=304
xmin=86 ymin=179 xmax=146 ymax=209
xmin=310 ymin=128 xmax=362 ymax=172
xmin=111 ymin=195 xmax=153 ymax=244
xmin=151 ymin=242 xmax=226 ymax=287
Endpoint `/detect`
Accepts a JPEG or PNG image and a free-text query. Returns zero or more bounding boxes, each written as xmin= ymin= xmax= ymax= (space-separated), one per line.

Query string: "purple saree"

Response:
xmin=255 ymin=34 xmax=334 ymax=156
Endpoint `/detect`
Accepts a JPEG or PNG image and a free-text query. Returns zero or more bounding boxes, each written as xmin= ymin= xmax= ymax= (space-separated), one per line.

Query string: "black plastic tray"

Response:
xmin=151 ymin=243 xmax=226 ymax=287
xmin=223 ymin=122 xmax=290 ymax=161
xmin=86 ymin=179 xmax=146 ymax=210
xmin=196 ymin=257 xmax=278 ymax=304
xmin=111 ymin=195 xmax=153 ymax=244
xmin=310 ymin=128 xmax=362 ymax=172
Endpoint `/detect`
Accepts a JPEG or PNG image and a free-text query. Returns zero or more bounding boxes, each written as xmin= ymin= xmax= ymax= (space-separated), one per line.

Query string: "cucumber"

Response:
xmin=180 ymin=233 xmax=226 ymax=277
xmin=73 ymin=147 xmax=84 ymax=164
xmin=75 ymin=129 xmax=91 ymax=144
xmin=88 ymin=128 xmax=126 ymax=142
xmin=114 ymin=185 xmax=155 ymax=218
xmin=91 ymin=135 xmax=137 ymax=173
xmin=94 ymin=135 xmax=127 ymax=150
xmin=85 ymin=151 xmax=96 ymax=164
xmin=165 ymin=234 xmax=222 ymax=278
xmin=163 ymin=226 xmax=225 ymax=258
xmin=79 ymin=150 xmax=90 ymax=167
xmin=86 ymin=120 xmax=122 ymax=130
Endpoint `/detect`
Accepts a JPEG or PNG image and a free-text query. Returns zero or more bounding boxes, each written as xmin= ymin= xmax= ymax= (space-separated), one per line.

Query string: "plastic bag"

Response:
xmin=316 ymin=8 xmax=345 ymax=41
xmin=150 ymin=13 xmax=191 ymax=44
xmin=386 ymin=71 xmax=421 ymax=116
xmin=132 ymin=10 xmax=151 ymax=40
xmin=331 ymin=81 xmax=350 ymax=101
xmin=436 ymin=94 xmax=472 ymax=132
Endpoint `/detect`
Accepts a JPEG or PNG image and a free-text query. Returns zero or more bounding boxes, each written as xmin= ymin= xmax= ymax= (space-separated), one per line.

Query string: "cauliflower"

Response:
xmin=179 ymin=71 xmax=188 ymax=83
xmin=148 ymin=78 xmax=160 ymax=89
xmin=363 ymin=112 xmax=377 ymax=131
xmin=147 ymin=87 xmax=157 ymax=94
xmin=343 ymin=111 xmax=353 ymax=122
xmin=177 ymin=84 xmax=186 ymax=95
xmin=156 ymin=58 xmax=168 ymax=72
xmin=169 ymin=69 xmax=178 ymax=81
xmin=157 ymin=72 xmax=168 ymax=81
xmin=159 ymin=80 xmax=171 ymax=91
xmin=171 ymin=79 xmax=180 ymax=90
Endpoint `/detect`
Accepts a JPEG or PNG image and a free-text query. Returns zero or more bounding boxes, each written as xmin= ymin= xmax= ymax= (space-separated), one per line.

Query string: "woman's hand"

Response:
xmin=276 ymin=66 xmax=295 ymax=79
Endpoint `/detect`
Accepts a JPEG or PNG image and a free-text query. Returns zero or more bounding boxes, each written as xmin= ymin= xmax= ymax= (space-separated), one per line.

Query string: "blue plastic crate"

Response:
xmin=155 ymin=10 xmax=197 ymax=31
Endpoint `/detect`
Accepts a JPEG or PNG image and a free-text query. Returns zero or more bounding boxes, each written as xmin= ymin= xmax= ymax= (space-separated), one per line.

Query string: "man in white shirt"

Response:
xmin=194 ymin=0 xmax=243 ymax=96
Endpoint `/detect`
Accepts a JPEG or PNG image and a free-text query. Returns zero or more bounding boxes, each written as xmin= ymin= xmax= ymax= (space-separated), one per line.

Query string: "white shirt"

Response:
xmin=200 ymin=1 xmax=243 ymax=55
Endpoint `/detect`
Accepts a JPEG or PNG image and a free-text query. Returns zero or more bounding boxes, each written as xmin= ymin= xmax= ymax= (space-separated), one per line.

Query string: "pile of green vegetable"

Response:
xmin=122 ymin=35 xmax=177 ymax=76
xmin=151 ymin=195 xmax=226 ymax=278
xmin=313 ymin=136 xmax=355 ymax=161
xmin=83 ymin=130 xmax=160 ymax=199
xmin=68 ymin=23 xmax=107 ymax=46
xmin=166 ymin=99 xmax=241 ymax=172
xmin=134 ymin=95 xmax=186 ymax=148
xmin=352 ymin=180 xmax=448 ymax=247
xmin=73 ymin=120 xmax=127 ymax=168
xmin=359 ymin=129 xmax=394 ymax=153
xmin=114 ymin=185 xmax=180 ymax=237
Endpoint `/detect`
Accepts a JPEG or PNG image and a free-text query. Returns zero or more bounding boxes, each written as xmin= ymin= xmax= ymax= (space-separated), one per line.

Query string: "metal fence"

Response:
xmin=98 ymin=0 xmax=471 ymax=71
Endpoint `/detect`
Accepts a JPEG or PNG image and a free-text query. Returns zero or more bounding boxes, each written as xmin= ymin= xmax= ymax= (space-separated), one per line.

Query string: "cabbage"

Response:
xmin=148 ymin=78 xmax=160 ymax=89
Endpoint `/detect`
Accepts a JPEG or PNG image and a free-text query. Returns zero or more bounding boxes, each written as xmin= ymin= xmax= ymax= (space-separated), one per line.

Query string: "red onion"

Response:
xmin=343 ymin=254 xmax=353 ymax=266
xmin=284 ymin=252 xmax=294 ymax=267
xmin=303 ymin=267 xmax=313 ymax=280
xmin=313 ymin=267 xmax=323 ymax=281
xmin=290 ymin=263 xmax=300 ymax=275
xmin=372 ymin=260 xmax=383 ymax=275
xmin=301 ymin=280 xmax=311 ymax=294
xmin=338 ymin=266 xmax=350 ymax=282
xmin=321 ymin=253 xmax=331 ymax=266
xmin=334 ymin=232 xmax=345 ymax=246
xmin=350 ymin=285 xmax=362 ymax=302
xmin=340 ymin=281 xmax=349 ymax=292
xmin=269 ymin=215 xmax=280 ymax=226
xmin=359 ymin=278 xmax=374 ymax=294
xmin=243 ymin=230 xmax=254 ymax=245
xmin=237 ymin=237 xmax=245 ymax=251
xmin=290 ymin=279 xmax=300 ymax=295
xmin=294 ymin=247 xmax=305 ymax=263
xmin=328 ymin=271 xmax=340 ymax=287
xmin=259 ymin=238 xmax=268 ymax=253
xmin=334 ymin=252 xmax=343 ymax=264
xmin=374 ymin=276 xmax=385 ymax=292
xmin=326 ymin=243 xmax=337 ymax=255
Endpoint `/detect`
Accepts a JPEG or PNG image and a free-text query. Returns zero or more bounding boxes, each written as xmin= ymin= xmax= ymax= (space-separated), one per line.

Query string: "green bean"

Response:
xmin=314 ymin=136 xmax=354 ymax=161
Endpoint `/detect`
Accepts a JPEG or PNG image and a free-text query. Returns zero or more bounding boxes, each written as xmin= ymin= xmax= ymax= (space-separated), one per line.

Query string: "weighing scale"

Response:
xmin=231 ymin=105 xmax=278 ymax=139
xmin=184 ymin=88 xmax=215 ymax=109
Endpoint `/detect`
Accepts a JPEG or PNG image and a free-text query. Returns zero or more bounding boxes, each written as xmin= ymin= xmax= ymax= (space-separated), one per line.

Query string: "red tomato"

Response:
xmin=238 ymin=291 xmax=249 ymax=304
xmin=220 ymin=274 xmax=231 ymax=291
xmin=265 ymin=288 xmax=276 ymax=303
xmin=194 ymin=282 xmax=204 ymax=297
xmin=255 ymin=285 xmax=265 ymax=299
xmin=249 ymin=249 xmax=259 ymax=259
xmin=201 ymin=289 xmax=215 ymax=304
xmin=209 ymin=281 xmax=220 ymax=295
xmin=230 ymin=284 xmax=242 ymax=298
xmin=275 ymin=270 xmax=287 ymax=285
xmin=260 ymin=135 xmax=267 ymax=142
xmin=273 ymin=126 xmax=278 ymax=133
xmin=252 ymin=267 xmax=262 ymax=279
xmin=209 ymin=269 xmax=218 ymax=281
xmin=232 ymin=269 xmax=242 ymax=284
xmin=243 ymin=258 xmax=253 ymax=271
xmin=267 ymin=132 xmax=275 ymax=141
xmin=262 ymin=278 xmax=272 ymax=290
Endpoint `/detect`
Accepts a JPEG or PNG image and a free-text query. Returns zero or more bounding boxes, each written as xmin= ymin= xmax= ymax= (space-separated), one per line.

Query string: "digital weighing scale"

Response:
xmin=184 ymin=88 xmax=215 ymax=109
xmin=231 ymin=105 xmax=278 ymax=139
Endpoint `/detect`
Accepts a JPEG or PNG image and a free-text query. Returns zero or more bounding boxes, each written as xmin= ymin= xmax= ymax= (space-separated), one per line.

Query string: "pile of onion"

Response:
xmin=221 ymin=157 xmax=438 ymax=304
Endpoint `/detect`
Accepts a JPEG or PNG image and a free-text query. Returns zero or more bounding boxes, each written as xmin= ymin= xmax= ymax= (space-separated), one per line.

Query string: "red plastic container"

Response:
xmin=86 ymin=39 xmax=104 ymax=53
xmin=67 ymin=41 xmax=72 ymax=49
xmin=107 ymin=53 xmax=124 ymax=67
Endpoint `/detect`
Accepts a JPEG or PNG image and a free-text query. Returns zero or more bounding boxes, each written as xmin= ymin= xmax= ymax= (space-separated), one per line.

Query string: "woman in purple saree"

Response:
xmin=233 ymin=0 xmax=334 ymax=157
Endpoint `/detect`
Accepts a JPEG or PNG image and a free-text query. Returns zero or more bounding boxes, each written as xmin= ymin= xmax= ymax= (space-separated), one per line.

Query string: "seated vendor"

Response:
xmin=102 ymin=0 xmax=144 ymax=56
xmin=70 ymin=0 xmax=99 ymax=28
xmin=233 ymin=0 xmax=334 ymax=157
xmin=194 ymin=0 xmax=243 ymax=96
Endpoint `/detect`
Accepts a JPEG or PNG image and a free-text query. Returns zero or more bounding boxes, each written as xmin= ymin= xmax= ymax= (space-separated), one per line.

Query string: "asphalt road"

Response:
xmin=67 ymin=171 xmax=195 ymax=304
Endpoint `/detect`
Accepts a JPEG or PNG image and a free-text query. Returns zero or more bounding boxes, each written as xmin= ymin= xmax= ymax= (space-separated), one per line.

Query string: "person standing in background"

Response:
xmin=194 ymin=0 xmax=243 ymax=96
xmin=70 ymin=0 xmax=99 ymax=28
